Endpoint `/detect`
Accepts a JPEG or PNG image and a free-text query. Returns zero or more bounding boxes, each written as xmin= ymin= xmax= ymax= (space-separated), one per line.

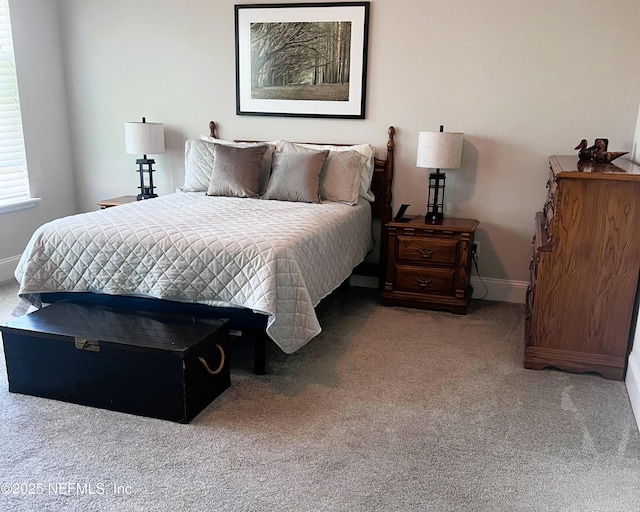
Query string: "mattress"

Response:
xmin=15 ymin=192 xmax=373 ymax=353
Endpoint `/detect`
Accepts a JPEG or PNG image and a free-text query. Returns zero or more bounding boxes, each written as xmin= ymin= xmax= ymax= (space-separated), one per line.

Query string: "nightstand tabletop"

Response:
xmin=97 ymin=195 xmax=137 ymax=208
xmin=387 ymin=216 xmax=479 ymax=231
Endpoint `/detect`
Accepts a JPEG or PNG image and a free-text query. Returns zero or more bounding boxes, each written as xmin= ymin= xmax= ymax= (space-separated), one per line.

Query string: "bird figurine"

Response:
xmin=575 ymin=138 xmax=628 ymax=163
xmin=575 ymin=139 xmax=595 ymax=161
xmin=591 ymin=138 xmax=628 ymax=163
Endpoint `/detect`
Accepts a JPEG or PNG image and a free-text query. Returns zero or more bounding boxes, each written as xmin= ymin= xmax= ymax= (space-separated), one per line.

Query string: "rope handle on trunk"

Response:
xmin=198 ymin=344 xmax=225 ymax=375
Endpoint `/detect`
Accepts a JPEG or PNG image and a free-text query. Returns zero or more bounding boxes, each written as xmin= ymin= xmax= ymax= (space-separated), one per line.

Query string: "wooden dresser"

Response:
xmin=382 ymin=216 xmax=478 ymax=314
xmin=525 ymin=155 xmax=640 ymax=380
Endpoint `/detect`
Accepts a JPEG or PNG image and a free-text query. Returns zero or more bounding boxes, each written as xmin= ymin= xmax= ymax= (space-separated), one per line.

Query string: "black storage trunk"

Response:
xmin=0 ymin=302 xmax=230 ymax=423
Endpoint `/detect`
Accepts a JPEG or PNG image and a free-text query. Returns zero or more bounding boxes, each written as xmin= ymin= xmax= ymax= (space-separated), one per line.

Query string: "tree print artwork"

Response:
xmin=250 ymin=21 xmax=352 ymax=102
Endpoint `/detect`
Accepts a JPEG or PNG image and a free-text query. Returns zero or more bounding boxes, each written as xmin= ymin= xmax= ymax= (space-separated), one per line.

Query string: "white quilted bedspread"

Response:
xmin=15 ymin=193 xmax=373 ymax=353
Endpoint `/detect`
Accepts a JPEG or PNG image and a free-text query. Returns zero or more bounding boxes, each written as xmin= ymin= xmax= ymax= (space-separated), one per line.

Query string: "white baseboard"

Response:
xmin=626 ymin=350 xmax=640 ymax=434
xmin=0 ymin=255 xmax=19 ymax=283
xmin=350 ymin=272 xmax=527 ymax=305
xmin=471 ymin=276 xmax=528 ymax=303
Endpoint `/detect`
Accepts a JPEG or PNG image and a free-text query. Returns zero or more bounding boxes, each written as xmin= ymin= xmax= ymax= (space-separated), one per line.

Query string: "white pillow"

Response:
xmin=182 ymin=139 xmax=215 ymax=192
xmin=201 ymin=135 xmax=274 ymax=195
xmin=276 ymin=140 xmax=376 ymax=202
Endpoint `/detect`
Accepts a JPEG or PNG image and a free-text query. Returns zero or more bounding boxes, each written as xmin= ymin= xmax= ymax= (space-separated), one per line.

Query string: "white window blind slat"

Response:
xmin=0 ymin=0 xmax=30 ymax=207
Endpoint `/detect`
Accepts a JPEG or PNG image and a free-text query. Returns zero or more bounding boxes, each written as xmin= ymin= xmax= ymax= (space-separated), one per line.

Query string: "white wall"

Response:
xmin=626 ymin=105 xmax=640 ymax=432
xmin=6 ymin=0 xmax=640 ymax=290
xmin=627 ymin=311 xmax=640 ymax=433
xmin=633 ymin=104 xmax=640 ymax=163
xmin=0 ymin=0 xmax=74 ymax=280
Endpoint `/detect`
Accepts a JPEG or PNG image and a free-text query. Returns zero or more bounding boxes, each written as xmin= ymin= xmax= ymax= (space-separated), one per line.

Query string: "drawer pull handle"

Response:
xmin=199 ymin=344 xmax=225 ymax=375
xmin=416 ymin=278 xmax=432 ymax=288
xmin=419 ymin=248 xmax=434 ymax=259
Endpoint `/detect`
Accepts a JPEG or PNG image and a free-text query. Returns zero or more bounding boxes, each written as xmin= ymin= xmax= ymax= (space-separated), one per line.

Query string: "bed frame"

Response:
xmin=41 ymin=123 xmax=396 ymax=375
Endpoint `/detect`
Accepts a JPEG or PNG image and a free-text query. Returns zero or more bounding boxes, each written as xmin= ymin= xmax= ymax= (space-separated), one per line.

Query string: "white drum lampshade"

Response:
xmin=124 ymin=119 xmax=165 ymax=156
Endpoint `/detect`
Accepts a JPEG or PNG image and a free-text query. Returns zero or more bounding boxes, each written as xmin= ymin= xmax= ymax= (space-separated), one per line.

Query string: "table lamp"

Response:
xmin=124 ymin=117 xmax=165 ymax=200
xmin=416 ymin=125 xmax=463 ymax=224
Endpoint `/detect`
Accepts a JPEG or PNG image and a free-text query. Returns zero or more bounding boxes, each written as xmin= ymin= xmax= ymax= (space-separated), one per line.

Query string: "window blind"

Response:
xmin=0 ymin=0 xmax=30 ymax=207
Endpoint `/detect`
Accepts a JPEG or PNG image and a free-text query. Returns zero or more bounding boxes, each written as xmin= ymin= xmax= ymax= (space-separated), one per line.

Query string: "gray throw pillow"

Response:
xmin=200 ymin=136 xmax=274 ymax=195
xmin=319 ymin=150 xmax=367 ymax=205
xmin=278 ymin=140 xmax=376 ymax=201
xmin=206 ymin=144 xmax=268 ymax=198
xmin=261 ymin=150 xmax=329 ymax=203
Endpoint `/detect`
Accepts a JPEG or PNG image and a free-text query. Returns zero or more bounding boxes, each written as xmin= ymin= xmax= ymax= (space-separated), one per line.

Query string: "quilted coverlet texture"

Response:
xmin=15 ymin=193 xmax=373 ymax=353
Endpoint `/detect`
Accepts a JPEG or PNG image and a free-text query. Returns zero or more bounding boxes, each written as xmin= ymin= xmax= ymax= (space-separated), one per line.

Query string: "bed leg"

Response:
xmin=253 ymin=335 xmax=266 ymax=375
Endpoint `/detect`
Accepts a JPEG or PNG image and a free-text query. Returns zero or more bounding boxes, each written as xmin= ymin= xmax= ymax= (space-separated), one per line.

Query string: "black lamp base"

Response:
xmin=425 ymin=170 xmax=446 ymax=224
xmin=425 ymin=210 xmax=444 ymax=224
xmin=137 ymin=190 xmax=158 ymax=201
xmin=135 ymin=157 xmax=157 ymax=201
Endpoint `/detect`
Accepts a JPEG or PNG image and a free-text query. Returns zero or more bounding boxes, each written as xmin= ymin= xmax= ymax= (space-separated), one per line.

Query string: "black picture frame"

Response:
xmin=235 ymin=2 xmax=370 ymax=119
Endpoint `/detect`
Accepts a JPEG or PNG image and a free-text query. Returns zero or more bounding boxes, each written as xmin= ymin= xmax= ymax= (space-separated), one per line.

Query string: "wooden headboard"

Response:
xmin=208 ymin=121 xmax=395 ymax=287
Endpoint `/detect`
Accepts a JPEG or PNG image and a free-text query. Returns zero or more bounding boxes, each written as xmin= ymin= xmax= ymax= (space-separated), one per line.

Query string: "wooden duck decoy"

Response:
xmin=575 ymin=138 xmax=627 ymax=163
xmin=591 ymin=138 xmax=627 ymax=162
xmin=575 ymin=139 xmax=595 ymax=161
xmin=593 ymin=150 xmax=628 ymax=163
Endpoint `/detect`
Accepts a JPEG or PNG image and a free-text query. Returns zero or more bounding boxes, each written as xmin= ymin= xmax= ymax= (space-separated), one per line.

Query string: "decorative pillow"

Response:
xmin=261 ymin=150 xmax=329 ymax=203
xmin=277 ymin=140 xmax=376 ymax=202
xmin=206 ymin=144 xmax=268 ymax=198
xmin=181 ymin=139 xmax=216 ymax=192
xmin=201 ymin=135 xmax=275 ymax=195
xmin=277 ymin=141 xmax=365 ymax=205
xmin=320 ymin=150 xmax=368 ymax=205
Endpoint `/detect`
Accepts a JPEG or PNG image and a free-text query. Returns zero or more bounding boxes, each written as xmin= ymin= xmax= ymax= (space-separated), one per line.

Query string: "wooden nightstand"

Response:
xmin=381 ymin=216 xmax=479 ymax=314
xmin=97 ymin=195 xmax=137 ymax=209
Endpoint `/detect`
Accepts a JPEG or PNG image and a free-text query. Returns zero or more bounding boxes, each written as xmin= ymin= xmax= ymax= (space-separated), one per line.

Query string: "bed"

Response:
xmin=14 ymin=123 xmax=396 ymax=374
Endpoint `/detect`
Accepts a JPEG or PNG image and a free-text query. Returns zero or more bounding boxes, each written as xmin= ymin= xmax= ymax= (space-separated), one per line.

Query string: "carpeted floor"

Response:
xmin=0 ymin=279 xmax=639 ymax=512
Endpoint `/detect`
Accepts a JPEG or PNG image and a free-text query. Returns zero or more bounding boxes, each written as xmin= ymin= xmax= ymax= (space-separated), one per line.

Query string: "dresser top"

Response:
xmin=551 ymin=155 xmax=640 ymax=181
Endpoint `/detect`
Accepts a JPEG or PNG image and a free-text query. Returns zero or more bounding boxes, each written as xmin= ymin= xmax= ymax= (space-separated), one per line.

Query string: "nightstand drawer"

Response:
xmin=395 ymin=266 xmax=456 ymax=294
xmin=397 ymin=237 xmax=458 ymax=266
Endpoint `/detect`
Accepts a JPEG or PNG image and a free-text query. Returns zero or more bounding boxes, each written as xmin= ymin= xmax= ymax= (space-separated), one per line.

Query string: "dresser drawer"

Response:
xmin=396 ymin=237 xmax=458 ymax=266
xmin=394 ymin=266 xmax=456 ymax=294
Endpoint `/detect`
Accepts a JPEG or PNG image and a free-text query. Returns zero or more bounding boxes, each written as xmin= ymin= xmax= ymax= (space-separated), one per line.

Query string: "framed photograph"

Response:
xmin=235 ymin=2 xmax=370 ymax=119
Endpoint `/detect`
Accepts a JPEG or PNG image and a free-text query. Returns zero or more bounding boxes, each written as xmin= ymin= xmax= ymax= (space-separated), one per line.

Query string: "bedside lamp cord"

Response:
xmin=472 ymin=250 xmax=488 ymax=300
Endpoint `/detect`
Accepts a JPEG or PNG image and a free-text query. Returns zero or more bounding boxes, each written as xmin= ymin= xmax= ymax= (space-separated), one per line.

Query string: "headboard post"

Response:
xmin=378 ymin=126 xmax=395 ymax=288
xmin=382 ymin=126 xmax=395 ymax=227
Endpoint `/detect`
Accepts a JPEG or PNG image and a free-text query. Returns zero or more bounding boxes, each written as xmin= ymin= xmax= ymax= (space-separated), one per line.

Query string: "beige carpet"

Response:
xmin=0 ymin=280 xmax=639 ymax=512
